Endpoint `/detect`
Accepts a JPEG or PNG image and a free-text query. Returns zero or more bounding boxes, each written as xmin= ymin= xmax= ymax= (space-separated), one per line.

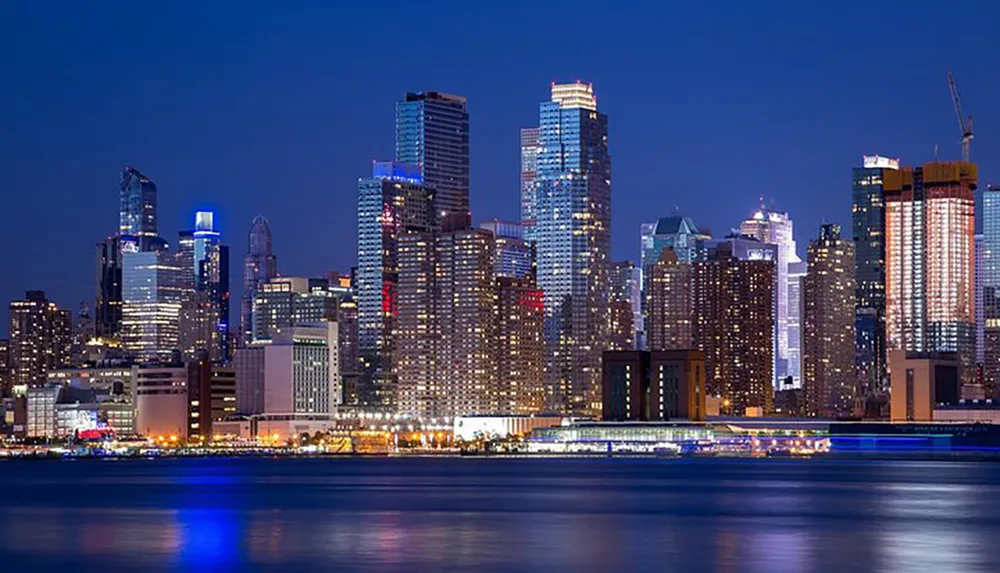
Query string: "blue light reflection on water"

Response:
xmin=0 ymin=457 xmax=998 ymax=572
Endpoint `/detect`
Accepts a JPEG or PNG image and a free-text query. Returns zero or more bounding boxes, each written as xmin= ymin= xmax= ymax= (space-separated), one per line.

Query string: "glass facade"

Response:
xmin=119 ymin=166 xmax=161 ymax=251
xmin=395 ymin=91 xmax=470 ymax=218
xmin=852 ymin=160 xmax=892 ymax=396
xmin=240 ymin=215 xmax=278 ymax=348
xmin=520 ymin=128 xmax=540 ymax=243
xmin=121 ymin=250 xmax=184 ymax=361
xmin=531 ymin=81 xmax=612 ymax=416
xmin=982 ymin=186 xmax=1000 ymax=396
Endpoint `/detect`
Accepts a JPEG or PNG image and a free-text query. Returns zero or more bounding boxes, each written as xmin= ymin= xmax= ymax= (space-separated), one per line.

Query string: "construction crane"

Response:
xmin=947 ymin=69 xmax=974 ymax=163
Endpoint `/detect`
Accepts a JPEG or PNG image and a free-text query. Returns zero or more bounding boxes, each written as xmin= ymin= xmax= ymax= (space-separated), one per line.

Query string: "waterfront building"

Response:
xmin=186 ymin=352 xmax=237 ymax=440
xmin=263 ymin=324 xmax=341 ymax=416
xmin=692 ymin=242 xmax=775 ymax=415
xmin=494 ymin=276 xmax=546 ymax=414
xmin=889 ymin=350 xmax=960 ymax=423
xmin=0 ymin=339 xmax=9 ymax=397
xmin=356 ymin=161 xmax=435 ymax=409
xmin=240 ymin=215 xmax=278 ymax=348
xmin=982 ymin=185 xmax=1000 ymax=397
xmin=884 ymin=161 xmax=977 ymax=387
xmin=802 ymin=224 xmax=856 ymax=417
xmin=853 ymin=155 xmax=896 ymax=399
xmin=395 ymin=91 xmax=470 ymax=218
xmin=9 ymin=291 xmax=71 ymax=387
xmin=233 ymin=345 xmax=265 ymax=416
xmin=134 ymin=364 xmax=188 ymax=439
xmin=601 ymin=350 xmax=706 ymax=422
xmin=529 ymin=81 xmax=612 ymax=416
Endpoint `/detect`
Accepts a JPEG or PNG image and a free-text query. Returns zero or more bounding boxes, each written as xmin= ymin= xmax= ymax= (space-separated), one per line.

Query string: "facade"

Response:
xmin=119 ymin=166 xmax=162 ymax=251
xmin=0 ymin=339 xmax=9 ymax=396
xmin=356 ymin=161 xmax=435 ymax=408
xmin=395 ymin=91 xmax=470 ymax=218
xmin=186 ymin=355 xmax=237 ymax=440
xmin=853 ymin=155 xmax=896 ymax=398
xmin=641 ymin=215 xmax=711 ymax=271
xmin=233 ymin=345 xmax=265 ymax=415
xmin=982 ymin=185 xmax=1000 ymax=397
xmin=495 ymin=277 xmax=546 ymax=415
xmin=608 ymin=261 xmax=641 ymax=350
xmin=26 ymin=385 xmax=60 ymax=438
xmin=263 ymin=324 xmax=341 ymax=416
xmin=884 ymin=161 xmax=977 ymax=387
xmin=397 ymin=221 xmax=497 ymax=419
xmin=520 ymin=127 xmax=540 ymax=243
xmin=692 ymin=243 xmax=775 ymax=415
xmin=95 ymin=235 xmax=123 ymax=339
xmin=177 ymin=212 xmax=231 ymax=362
xmin=337 ymin=294 xmax=359 ymax=402
xmin=647 ymin=249 xmax=693 ymax=351
xmin=802 ymin=224 xmax=856 ymax=417
xmin=9 ymin=291 xmax=72 ymax=387
xmin=252 ymin=277 xmax=340 ymax=341
xmin=121 ymin=250 xmax=184 ymax=361
xmin=530 ymin=81 xmax=612 ymax=416
xmin=134 ymin=365 xmax=189 ymax=439
xmin=480 ymin=220 xmax=533 ymax=279
xmin=601 ymin=350 xmax=706 ymax=422
xmin=240 ymin=215 xmax=278 ymax=347
xmin=889 ymin=350 xmax=960 ymax=422
xmin=786 ymin=260 xmax=807 ymax=385
xmin=739 ymin=205 xmax=802 ymax=387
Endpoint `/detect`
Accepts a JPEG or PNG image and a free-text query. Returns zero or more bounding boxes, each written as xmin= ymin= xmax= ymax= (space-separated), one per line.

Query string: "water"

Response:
xmin=0 ymin=456 xmax=998 ymax=572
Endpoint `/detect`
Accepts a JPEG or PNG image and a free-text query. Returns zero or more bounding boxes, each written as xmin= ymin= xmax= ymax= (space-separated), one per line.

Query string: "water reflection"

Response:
xmin=0 ymin=458 xmax=999 ymax=572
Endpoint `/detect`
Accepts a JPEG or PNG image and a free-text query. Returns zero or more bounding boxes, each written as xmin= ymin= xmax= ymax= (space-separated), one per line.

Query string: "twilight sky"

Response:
xmin=2 ymin=1 xmax=999 ymax=329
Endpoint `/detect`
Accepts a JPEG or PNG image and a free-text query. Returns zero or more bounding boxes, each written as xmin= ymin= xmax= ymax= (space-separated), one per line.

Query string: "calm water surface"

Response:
xmin=0 ymin=456 xmax=998 ymax=572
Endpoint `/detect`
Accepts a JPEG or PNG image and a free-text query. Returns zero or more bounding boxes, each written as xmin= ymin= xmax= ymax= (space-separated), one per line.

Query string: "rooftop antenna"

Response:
xmin=933 ymin=144 xmax=940 ymax=161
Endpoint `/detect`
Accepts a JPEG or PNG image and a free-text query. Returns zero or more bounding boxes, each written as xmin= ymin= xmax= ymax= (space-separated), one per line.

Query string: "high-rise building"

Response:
xmin=119 ymin=167 xmax=165 ymax=252
xmin=186 ymin=353 xmax=237 ymax=440
xmin=520 ymin=128 xmax=540 ymax=243
xmin=397 ymin=218 xmax=496 ymax=419
xmin=885 ymin=161 xmax=976 ymax=386
xmin=252 ymin=277 xmax=340 ymax=342
xmin=739 ymin=205 xmax=802 ymax=387
xmin=802 ymin=224 xmax=856 ymax=417
xmin=0 ymin=339 xmax=10 ymax=397
xmin=608 ymin=261 xmax=640 ymax=350
xmin=8 ymin=291 xmax=72 ymax=387
xmin=852 ymin=155 xmax=896 ymax=399
xmin=263 ymin=324 xmax=340 ymax=415
xmin=647 ymin=249 xmax=693 ymax=351
xmin=982 ymin=185 xmax=1000 ymax=397
xmin=177 ymin=212 xmax=230 ymax=362
xmin=641 ymin=215 xmax=711 ymax=270
xmin=692 ymin=243 xmax=775 ymax=415
xmin=976 ymin=233 xmax=986 ymax=367
xmin=233 ymin=345 xmax=265 ymax=416
xmin=121 ymin=250 xmax=184 ymax=361
xmin=395 ymin=91 xmax=470 ymax=218
xmin=787 ymin=260 xmax=807 ymax=386
xmin=495 ymin=276 xmax=545 ymax=414
xmin=480 ymin=220 xmax=533 ymax=279
xmin=240 ymin=215 xmax=278 ymax=348
xmin=529 ymin=81 xmax=611 ymax=416
xmin=95 ymin=235 xmax=123 ymax=339
xmin=357 ymin=161 xmax=436 ymax=409
xmin=337 ymin=294 xmax=359 ymax=405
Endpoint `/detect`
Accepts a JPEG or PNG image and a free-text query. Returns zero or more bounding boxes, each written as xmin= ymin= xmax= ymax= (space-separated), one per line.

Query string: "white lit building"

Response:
xmin=263 ymin=324 xmax=341 ymax=416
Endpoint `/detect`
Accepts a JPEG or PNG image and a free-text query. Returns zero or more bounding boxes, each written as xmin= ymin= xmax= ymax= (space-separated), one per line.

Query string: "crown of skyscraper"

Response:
xmin=550 ymin=81 xmax=597 ymax=111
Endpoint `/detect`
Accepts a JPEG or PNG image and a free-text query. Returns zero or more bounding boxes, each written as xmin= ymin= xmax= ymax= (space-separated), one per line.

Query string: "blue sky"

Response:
xmin=2 ymin=0 xmax=998 ymax=325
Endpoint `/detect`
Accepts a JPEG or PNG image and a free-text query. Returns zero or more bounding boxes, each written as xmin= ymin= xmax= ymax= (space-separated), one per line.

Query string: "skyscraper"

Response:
xmin=981 ymin=184 xmax=1000 ymax=396
xmin=976 ymin=233 xmax=985 ymax=367
xmin=121 ymin=250 xmax=184 ymax=362
xmin=692 ymin=243 xmax=775 ymax=415
xmin=608 ymin=261 xmax=640 ymax=350
xmin=94 ymin=235 xmax=123 ymax=340
xmin=852 ymin=155 xmax=895 ymax=399
xmin=177 ymin=212 xmax=230 ymax=362
xmin=119 ymin=167 xmax=164 ymax=252
xmin=9 ymin=292 xmax=71 ymax=388
xmin=395 ymin=91 xmax=470 ymax=218
xmin=641 ymin=215 xmax=711 ymax=270
xmin=885 ymin=161 xmax=976 ymax=386
xmin=739 ymin=205 xmax=802 ymax=387
xmin=480 ymin=220 xmax=533 ymax=279
xmin=520 ymin=127 xmax=540 ymax=243
xmin=262 ymin=324 xmax=341 ymax=415
xmin=357 ymin=161 xmax=436 ymax=409
xmin=647 ymin=249 xmax=693 ymax=351
xmin=494 ymin=276 xmax=545 ymax=414
xmin=802 ymin=224 xmax=856 ymax=417
xmin=529 ymin=81 xmax=612 ymax=416
xmin=240 ymin=215 xmax=278 ymax=348
xmin=251 ymin=277 xmax=340 ymax=342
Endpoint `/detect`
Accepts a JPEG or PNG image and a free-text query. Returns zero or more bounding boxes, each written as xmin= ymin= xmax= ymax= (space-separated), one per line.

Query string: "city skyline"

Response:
xmin=3 ymin=2 xmax=999 ymax=324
